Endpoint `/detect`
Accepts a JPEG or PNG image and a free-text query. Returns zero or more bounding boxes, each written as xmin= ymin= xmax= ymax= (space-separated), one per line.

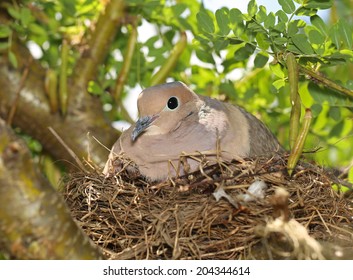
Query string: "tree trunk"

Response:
xmin=0 ymin=119 xmax=103 ymax=259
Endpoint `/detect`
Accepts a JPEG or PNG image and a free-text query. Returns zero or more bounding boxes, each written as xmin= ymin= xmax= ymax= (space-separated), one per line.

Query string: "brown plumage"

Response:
xmin=103 ymin=81 xmax=283 ymax=181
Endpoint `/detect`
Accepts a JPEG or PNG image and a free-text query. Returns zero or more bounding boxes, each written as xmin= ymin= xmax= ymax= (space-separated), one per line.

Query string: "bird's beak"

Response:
xmin=131 ymin=115 xmax=159 ymax=141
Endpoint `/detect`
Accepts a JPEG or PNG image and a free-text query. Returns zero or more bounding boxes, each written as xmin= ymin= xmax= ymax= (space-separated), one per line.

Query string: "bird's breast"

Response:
xmin=198 ymin=103 xmax=228 ymax=136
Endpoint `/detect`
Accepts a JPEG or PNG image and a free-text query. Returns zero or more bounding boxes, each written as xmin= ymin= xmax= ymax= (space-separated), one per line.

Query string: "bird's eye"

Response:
xmin=167 ymin=96 xmax=179 ymax=110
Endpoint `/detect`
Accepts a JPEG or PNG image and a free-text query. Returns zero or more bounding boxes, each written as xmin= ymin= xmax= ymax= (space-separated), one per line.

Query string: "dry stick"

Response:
xmin=299 ymin=65 xmax=353 ymax=99
xmin=286 ymin=53 xmax=301 ymax=150
xmin=48 ymin=126 xmax=87 ymax=172
xmin=150 ymin=31 xmax=187 ymax=86
xmin=6 ymin=58 xmax=32 ymax=125
xmin=287 ymin=109 xmax=312 ymax=176
xmin=339 ymin=157 xmax=353 ymax=178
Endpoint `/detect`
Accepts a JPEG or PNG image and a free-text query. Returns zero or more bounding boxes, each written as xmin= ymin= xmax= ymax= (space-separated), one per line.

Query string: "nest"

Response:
xmin=64 ymin=155 xmax=353 ymax=260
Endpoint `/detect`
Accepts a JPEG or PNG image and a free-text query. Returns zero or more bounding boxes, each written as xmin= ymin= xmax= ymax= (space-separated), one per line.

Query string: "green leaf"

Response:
xmin=338 ymin=19 xmax=353 ymax=49
xmin=197 ymin=11 xmax=215 ymax=34
xmin=247 ymin=21 xmax=264 ymax=33
xmin=279 ymin=0 xmax=296 ymax=14
xmin=20 ymin=7 xmax=34 ymax=27
xmin=215 ymin=8 xmax=230 ymax=36
xmin=270 ymin=63 xmax=285 ymax=78
xmin=214 ymin=39 xmax=229 ymax=52
xmin=88 ymin=81 xmax=103 ymax=96
xmin=229 ymin=38 xmax=244 ymax=45
xmin=247 ymin=0 xmax=258 ymax=17
xmin=233 ymin=43 xmax=256 ymax=61
xmin=177 ymin=17 xmax=193 ymax=31
xmin=264 ymin=12 xmax=276 ymax=29
xmin=329 ymin=23 xmax=341 ymax=49
xmin=329 ymin=120 xmax=344 ymax=137
xmin=0 ymin=25 xmax=11 ymax=38
xmin=276 ymin=10 xmax=288 ymax=22
xmin=291 ymin=34 xmax=314 ymax=54
xmin=309 ymin=29 xmax=325 ymax=44
xmin=229 ymin=8 xmax=243 ymax=23
xmin=309 ymin=83 xmax=349 ymax=107
xmin=172 ymin=3 xmax=187 ymax=17
xmin=7 ymin=7 xmax=21 ymax=20
xmin=274 ymin=22 xmax=286 ymax=32
xmin=256 ymin=5 xmax=267 ymax=23
xmin=231 ymin=21 xmax=246 ymax=37
xmin=328 ymin=106 xmax=341 ymax=122
xmin=195 ymin=48 xmax=215 ymax=64
xmin=288 ymin=19 xmax=306 ymax=32
xmin=339 ymin=49 xmax=353 ymax=58
xmin=304 ymin=0 xmax=333 ymax=10
xmin=273 ymin=79 xmax=286 ymax=90
xmin=296 ymin=19 xmax=306 ymax=28
xmin=256 ymin=32 xmax=270 ymax=50
xmin=288 ymin=21 xmax=299 ymax=37
xmin=310 ymin=15 xmax=328 ymax=36
xmin=274 ymin=36 xmax=288 ymax=46
xmin=8 ymin=51 xmax=18 ymax=68
xmin=295 ymin=7 xmax=318 ymax=16
xmin=219 ymin=81 xmax=236 ymax=97
xmin=28 ymin=23 xmax=47 ymax=37
xmin=254 ymin=52 xmax=269 ymax=68
xmin=311 ymin=104 xmax=322 ymax=117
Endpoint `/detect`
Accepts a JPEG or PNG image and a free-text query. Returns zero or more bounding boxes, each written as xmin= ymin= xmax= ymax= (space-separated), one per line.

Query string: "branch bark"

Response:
xmin=0 ymin=41 xmax=119 ymax=169
xmin=113 ymin=18 xmax=138 ymax=103
xmin=74 ymin=0 xmax=125 ymax=93
xmin=0 ymin=119 xmax=103 ymax=259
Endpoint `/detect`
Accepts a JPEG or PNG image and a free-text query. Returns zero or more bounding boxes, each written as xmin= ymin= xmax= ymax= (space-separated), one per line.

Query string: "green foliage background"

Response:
xmin=1 ymin=0 xmax=352 ymax=171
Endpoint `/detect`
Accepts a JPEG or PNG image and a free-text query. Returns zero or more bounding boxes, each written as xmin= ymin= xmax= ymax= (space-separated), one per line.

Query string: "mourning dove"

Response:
xmin=103 ymin=81 xmax=283 ymax=181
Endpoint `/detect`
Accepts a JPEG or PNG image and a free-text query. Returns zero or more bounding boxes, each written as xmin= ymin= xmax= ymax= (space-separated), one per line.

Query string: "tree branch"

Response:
xmin=59 ymin=39 xmax=69 ymax=116
xmin=286 ymin=53 xmax=301 ymax=150
xmin=74 ymin=0 xmax=125 ymax=91
xmin=150 ymin=31 xmax=187 ymax=86
xmin=113 ymin=18 xmax=138 ymax=103
xmin=0 ymin=39 xmax=119 ymax=169
xmin=0 ymin=119 xmax=103 ymax=259
xmin=299 ymin=65 xmax=353 ymax=99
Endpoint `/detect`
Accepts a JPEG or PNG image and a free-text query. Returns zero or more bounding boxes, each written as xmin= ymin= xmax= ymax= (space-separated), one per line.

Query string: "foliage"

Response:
xmin=195 ymin=0 xmax=353 ymax=171
xmin=0 ymin=0 xmax=352 ymax=174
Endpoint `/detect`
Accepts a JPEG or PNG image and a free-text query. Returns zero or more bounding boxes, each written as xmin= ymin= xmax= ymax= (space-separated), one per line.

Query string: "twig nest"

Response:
xmin=64 ymin=155 xmax=353 ymax=259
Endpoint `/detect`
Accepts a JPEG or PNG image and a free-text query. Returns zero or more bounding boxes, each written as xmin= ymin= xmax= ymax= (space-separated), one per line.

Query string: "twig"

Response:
xmin=286 ymin=53 xmax=301 ymax=149
xmin=48 ymin=126 xmax=87 ymax=172
xmin=299 ymin=65 xmax=353 ymax=98
xmin=150 ymin=31 xmax=187 ymax=86
xmin=6 ymin=57 xmax=32 ymax=125
xmin=287 ymin=109 xmax=312 ymax=176
xmin=59 ymin=39 xmax=69 ymax=116
xmin=113 ymin=19 xmax=138 ymax=103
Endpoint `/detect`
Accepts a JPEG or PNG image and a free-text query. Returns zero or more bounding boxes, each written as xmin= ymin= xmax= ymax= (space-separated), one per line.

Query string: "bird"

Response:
xmin=103 ymin=81 xmax=283 ymax=181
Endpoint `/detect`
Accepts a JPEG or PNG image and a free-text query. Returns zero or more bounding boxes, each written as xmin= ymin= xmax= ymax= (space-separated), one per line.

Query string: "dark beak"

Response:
xmin=131 ymin=115 xmax=159 ymax=141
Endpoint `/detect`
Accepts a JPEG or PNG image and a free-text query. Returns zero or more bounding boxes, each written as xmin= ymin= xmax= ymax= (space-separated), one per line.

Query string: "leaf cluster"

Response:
xmin=195 ymin=0 xmax=353 ymax=168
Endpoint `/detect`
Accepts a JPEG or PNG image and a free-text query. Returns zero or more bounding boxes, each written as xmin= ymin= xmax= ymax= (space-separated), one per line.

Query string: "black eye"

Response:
xmin=167 ymin=96 xmax=179 ymax=110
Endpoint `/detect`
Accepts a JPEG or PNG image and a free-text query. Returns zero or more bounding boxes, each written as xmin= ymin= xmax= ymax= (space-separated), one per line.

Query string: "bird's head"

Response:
xmin=131 ymin=81 xmax=200 ymax=141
